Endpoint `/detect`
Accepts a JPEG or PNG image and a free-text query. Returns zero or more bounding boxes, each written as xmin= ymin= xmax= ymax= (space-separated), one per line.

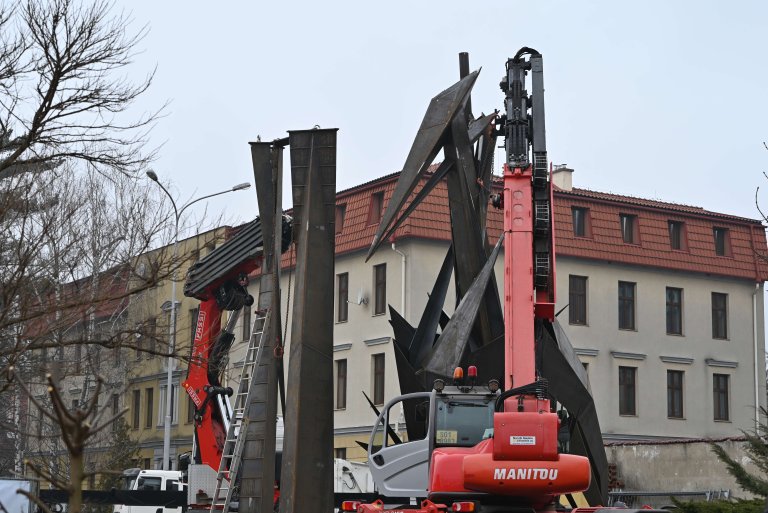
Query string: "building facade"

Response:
xmin=237 ymin=168 xmax=768 ymax=462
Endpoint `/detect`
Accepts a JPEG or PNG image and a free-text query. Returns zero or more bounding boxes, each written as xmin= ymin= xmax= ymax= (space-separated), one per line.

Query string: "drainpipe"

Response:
xmin=753 ymin=282 xmax=761 ymax=432
xmin=391 ymin=242 xmax=406 ymax=320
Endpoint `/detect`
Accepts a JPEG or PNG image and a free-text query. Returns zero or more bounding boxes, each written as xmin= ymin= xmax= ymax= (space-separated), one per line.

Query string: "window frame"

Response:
xmin=668 ymin=221 xmax=686 ymax=251
xmin=132 ymin=389 xmax=141 ymax=430
xmin=618 ymin=281 xmax=636 ymax=331
xmin=618 ymin=366 xmax=637 ymax=416
xmin=711 ymin=292 xmax=728 ymax=340
xmin=666 ymin=287 xmax=683 ymax=335
xmin=713 ymin=227 xmax=730 ymax=256
xmin=368 ymin=192 xmax=384 ymax=225
xmin=158 ymin=382 xmax=179 ymax=427
xmin=335 ymin=359 xmax=347 ymax=410
xmin=372 ymin=353 xmax=385 ymax=406
xmin=373 ymin=264 xmax=387 ymax=316
xmin=335 ymin=204 xmax=347 ymax=235
xmin=337 ymin=272 xmax=349 ymax=323
xmin=667 ymin=370 xmax=684 ymax=419
xmin=713 ymin=373 xmax=730 ymax=421
xmin=145 ymin=387 xmax=154 ymax=429
xmin=620 ymin=214 xmax=638 ymax=244
xmin=572 ymin=207 xmax=590 ymax=238
xmin=568 ymin=275 xmax=588 ymax=325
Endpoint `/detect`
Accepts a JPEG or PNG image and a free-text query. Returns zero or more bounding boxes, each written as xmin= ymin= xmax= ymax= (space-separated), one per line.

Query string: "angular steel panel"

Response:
xmin=367 ymin=71 xmax=479 ymax=261
xmin=424 ymin=235 xmax=503 ymax=376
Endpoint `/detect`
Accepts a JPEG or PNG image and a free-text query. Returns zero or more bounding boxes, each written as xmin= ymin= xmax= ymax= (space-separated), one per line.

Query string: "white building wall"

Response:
xmin=555 ymin=256 xmax=766 ymax=439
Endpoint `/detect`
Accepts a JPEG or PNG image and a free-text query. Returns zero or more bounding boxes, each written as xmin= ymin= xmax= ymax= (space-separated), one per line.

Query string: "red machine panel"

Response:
xmin=492 ymin=411 xmax=559 ymax=461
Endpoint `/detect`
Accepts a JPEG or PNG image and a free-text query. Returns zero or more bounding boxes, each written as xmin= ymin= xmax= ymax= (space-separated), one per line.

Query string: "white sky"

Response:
xmin=124 ymin=1 xmax=768 ymax=229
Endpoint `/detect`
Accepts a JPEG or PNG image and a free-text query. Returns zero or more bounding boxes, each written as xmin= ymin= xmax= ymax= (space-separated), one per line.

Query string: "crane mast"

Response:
xmin=500 ymin=48 xmax=555 ymax=393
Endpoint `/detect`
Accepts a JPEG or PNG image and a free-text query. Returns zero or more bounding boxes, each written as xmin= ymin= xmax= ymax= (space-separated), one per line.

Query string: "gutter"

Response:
xmin=753 ymin=282 xmax=762 ymax=432
xmin=391 ymin=242 xmax=407 ymax=320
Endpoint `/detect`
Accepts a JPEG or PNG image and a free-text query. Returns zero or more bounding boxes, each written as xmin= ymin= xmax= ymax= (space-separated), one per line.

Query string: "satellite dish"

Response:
xmin=355 ymin=287 xmax=368 ymax=306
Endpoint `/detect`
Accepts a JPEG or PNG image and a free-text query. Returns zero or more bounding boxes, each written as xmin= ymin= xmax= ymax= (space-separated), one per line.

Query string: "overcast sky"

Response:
xmin=125 ymin=1 xmax=768 ymax=230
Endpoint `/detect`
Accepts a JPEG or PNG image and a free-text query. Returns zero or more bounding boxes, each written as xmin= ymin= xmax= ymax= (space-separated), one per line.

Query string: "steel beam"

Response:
xmin=238 ymin=141 xmax=284 ymax=513
xmin=279 ymin=128 xmax=337 ymax=513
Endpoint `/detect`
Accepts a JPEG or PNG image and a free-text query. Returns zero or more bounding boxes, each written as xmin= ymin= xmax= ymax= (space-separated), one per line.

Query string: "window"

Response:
xmin=713 ymin=227 xmax=730 ymax=256
xmin=668 ymin=221 xmax=685 ymax=250
xmin=187 ymin=396 xmax=196 ymax=424
xmin=368 ymin=192 xmax=384 ymax=225
xmin=242 ymin=307 xmax=251 ymax=343
xmin=667 ymin=370 xmax=684 ymax=419
xmin=568 ymin=275 xmax=587 ymax=325
xmin=335 ymin=359 xmax=347 ymax=409
xmin=620 ymin=214 xmax=638 ymax=244
xmin=618 ymin=366 xmax=637 ymax=416
xmin=189 ymin=307 xmax=200 ymax=345
xmin=158 ymin=383 xmax=179 ymax=426
xmin=713 ymin=374 xmax=730 ymax=421
xmin=145 ymin=388 xmax=154 ymax=428
xmin=132 ymin=390 xmax=141 ymax=429
xmin=618 ymin=281 xmax=636 ymax=330
xmin=374 ymin=264 xmax=387 ymax=316
xmin=572 ymin=207 xmax=589 ymax=237
xmin=337 ymin=273 xmax=349 ymax=322
xmin=335 ymin=204 xmax=346 ymax=234
xmin=666 ymin=287 xmax=683 ymax=335
xmin=373 ymin=353 xmax=385 ymax=406
xmin=712 ymin=292 xmax=728 ymax=339
xmin=334 ymin=447 xmax=347 ymax=460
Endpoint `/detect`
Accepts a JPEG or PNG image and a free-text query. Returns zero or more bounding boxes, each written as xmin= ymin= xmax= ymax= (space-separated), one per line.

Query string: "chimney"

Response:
xmin=552 ymin=165 xmax=573 ymax=191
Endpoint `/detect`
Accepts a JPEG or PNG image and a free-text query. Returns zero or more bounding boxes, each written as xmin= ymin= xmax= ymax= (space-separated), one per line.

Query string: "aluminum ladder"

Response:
xmin=210 ymin=308 xmax=270 ymax=513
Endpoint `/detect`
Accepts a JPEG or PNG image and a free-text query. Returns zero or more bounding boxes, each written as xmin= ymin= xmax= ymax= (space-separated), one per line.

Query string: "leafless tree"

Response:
xmin=0 ymin=0 xmax=164 ymax=179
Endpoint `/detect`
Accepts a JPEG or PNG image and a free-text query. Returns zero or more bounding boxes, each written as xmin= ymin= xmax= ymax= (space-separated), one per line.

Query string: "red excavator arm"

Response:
xmin=181 ymin=216 xmax=290 ymax=470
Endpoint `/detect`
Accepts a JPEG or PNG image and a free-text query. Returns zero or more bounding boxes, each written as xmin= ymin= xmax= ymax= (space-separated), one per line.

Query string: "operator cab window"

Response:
xmin=137 ymin=476 xmax=162 ymax=491
xmin=434 ymin=395 xmax=495 ymax=447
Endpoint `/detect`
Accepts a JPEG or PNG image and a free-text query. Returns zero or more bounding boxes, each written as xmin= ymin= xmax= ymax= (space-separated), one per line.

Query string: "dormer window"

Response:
xmin=620 ymin=214 xmax=638 ymax=244
xmin=368 ymin=192 xmax=384 ymax=225
xmin=668 ymin=221 xmax=686 ymax=250
xmin=572 ymin=207 xmax=590 ymax=238
xmin=335 ymin=204 xmax=346 ymax=235
xmin=713 ymin=227 xmax=730 ymax=256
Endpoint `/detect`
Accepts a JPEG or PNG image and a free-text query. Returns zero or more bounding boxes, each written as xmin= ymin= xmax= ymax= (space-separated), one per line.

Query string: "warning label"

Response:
xmin=510 ymin=435 xmax=536 ymax=445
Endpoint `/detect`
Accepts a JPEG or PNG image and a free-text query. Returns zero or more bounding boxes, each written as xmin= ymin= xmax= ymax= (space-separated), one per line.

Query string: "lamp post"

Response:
xmin=146 ymin=170 xmax=251 ymax=470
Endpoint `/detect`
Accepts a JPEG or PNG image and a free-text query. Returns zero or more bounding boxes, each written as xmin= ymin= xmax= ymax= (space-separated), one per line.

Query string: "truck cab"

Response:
xmin=113 ymin=468 xmax=184 ymax=513
xmin=368 ymin=373 xmax=499 ymax=499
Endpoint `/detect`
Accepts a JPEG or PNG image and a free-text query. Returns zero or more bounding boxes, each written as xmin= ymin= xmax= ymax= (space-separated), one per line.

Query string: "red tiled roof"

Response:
xmin=274 ymin=170 xmax=768 ymax=282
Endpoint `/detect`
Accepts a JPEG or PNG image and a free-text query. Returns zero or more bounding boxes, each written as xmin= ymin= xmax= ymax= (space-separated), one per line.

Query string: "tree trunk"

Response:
xmin=69 ymin=451 xmax=84 ymax=513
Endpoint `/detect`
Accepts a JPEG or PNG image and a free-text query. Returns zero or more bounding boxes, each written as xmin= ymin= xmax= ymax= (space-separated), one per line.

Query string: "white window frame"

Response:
xmin=157 ymin=380 xmax=180 ymax=427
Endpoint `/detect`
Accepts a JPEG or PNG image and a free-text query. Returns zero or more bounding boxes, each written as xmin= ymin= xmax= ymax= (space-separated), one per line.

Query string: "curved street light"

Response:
xmin=146 ymin=170 xmax=251 ymax=470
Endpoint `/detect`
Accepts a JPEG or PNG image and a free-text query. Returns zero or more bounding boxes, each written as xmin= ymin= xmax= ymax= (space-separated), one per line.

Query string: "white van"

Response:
xmin=113 ymin=468 xmax=184 ymax=513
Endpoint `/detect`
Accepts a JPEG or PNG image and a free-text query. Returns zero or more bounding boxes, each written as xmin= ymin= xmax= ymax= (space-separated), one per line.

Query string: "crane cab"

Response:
xmin=367 ymin=373 xmax=500 ymax=499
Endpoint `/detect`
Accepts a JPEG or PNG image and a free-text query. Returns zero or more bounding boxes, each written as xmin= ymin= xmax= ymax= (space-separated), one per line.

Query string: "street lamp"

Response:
xmin=146 ymin=170 xmax=251 ymax=470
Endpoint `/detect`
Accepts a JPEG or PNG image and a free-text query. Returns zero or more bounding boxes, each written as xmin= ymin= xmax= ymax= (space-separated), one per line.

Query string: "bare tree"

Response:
xmin=0 ymin=0 xmax=163 ymax=179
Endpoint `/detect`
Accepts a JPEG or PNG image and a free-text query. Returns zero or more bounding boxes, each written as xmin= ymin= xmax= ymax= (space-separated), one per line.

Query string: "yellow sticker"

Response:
xmin=436 ymin=430 xmax=458 ymax=444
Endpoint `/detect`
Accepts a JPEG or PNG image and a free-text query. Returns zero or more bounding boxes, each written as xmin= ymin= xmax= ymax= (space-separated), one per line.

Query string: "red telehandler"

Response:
xmin=349 ymin=49 xmax=659 ymax=513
